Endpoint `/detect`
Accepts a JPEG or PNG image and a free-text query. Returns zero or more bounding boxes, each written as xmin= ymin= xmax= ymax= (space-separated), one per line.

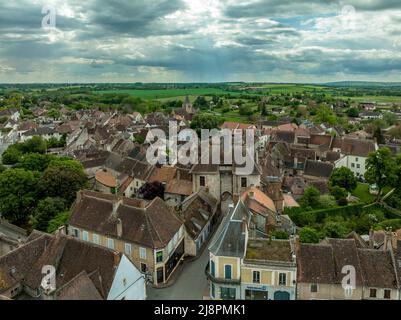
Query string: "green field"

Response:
xmin=339 ymin=95 xmax=401 ymax=104
xmin=94 ymin=88 xmax=239 ymax=100
xmin=260 ymin=84 xmax=330 ymax=94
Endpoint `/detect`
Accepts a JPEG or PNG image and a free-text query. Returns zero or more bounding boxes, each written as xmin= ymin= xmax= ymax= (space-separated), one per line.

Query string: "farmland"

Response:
xmin=94 ymin=88 xmax=240 ymax=100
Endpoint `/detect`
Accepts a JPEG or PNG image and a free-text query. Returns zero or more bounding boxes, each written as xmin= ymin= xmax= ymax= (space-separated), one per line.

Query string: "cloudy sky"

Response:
xmin=1 ymin=0 xmax=401 ymax=83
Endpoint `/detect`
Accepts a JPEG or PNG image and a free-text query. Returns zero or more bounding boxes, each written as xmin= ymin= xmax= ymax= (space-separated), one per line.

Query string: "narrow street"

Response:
xmin=147 ymin=245 xmax=210 ymax=300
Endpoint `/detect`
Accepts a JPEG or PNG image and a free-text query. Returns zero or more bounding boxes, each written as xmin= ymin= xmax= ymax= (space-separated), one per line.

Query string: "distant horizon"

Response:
xmin=2 ymin=80 xmax=401 ymax=85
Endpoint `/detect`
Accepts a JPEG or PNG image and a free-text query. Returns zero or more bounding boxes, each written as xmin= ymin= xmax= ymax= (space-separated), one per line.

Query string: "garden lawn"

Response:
xmin=352 ymin=183 xmax=376 ymax=204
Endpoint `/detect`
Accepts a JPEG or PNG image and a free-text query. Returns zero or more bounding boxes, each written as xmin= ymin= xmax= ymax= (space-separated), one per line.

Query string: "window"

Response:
xmin=156 ymin=251 xmax=163 ymax=263
xmin=241 ymin=177 xmax=247 ymax=188
xmin=140 ymin=263 xmax=147 ymax=273
xmin=245 ymin=289 xmax=268 ymax=300
xmin=356 ymin=164 xmax=360 ymax=169
xmin=107 ymin=238 xmax=114 ymax=250
xmin=140 ymin=247 xmax=147 ymax=260
xmin=224 ymin=265 xmax=232 ymax=280
xmin=93 ymin=234 xmax=99 ymax=244
xmin=73 ymin=228 xmax=80 ymax=238
xmin=351 ymin=163 xmax=355 ymax=168
xmin=200 ymin=176 xmax=205 ymax=187
xmin=311 ymin=284 xmax=318 ymax=293
xmin=279 ymin=273 xmax=287 ymax=286
xmin=384 ymin=289 xmax=391 ymax=299
xmin=220 ymin=287 xmax=236 ymax=300
xmin=211 ymin=284 xmax=215 ymax=298
xmin=370 ymin=288 xmax=377 ymax=298
xmin=124 ymin=243 xmax=132 ymax=256
xmin=210 ymin=260 xmax=215 ymax=277
xmin=82 ymin=231 xmax=88 ymax=241
xmin=355 ymin=157 xmax=359 ymax=162
xmin=252 ymin=271 xmax=260 ymax=284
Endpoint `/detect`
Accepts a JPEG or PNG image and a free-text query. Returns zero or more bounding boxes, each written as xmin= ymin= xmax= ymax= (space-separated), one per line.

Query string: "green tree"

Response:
xmin=193 ymin=96 xmax=208 ymax=109
xmin=47 ymin=109 xmax=61 ymax=120
xmin=323 ymin=222 xmax=349 ymax=238
xmin=0 ymin=169 xmax=38 ymax=226
xmin=373 ymin=126 xmax=385 ymax=145
xmin=31 ymin=197 xmax=66 ymax=231
xmin=299 ymin=227 xmax=320 ymax=243
xmin=319 ymin=195 xmax=337 ymax=209
xmin=239 ymin=105 xmax=253 ymax=116
xmin=271 ymin=230 xmax=289 ymax=239
xmin=365 ymin=148 xmax=397 ymax=200
xmin=190 ymin=114 xmax=222 ymax=135
xmin=383 ymin=111 xmax=398 ymax=126
xmin=15 ymin=153 xmax=54 ymax=172
xmin=47 ymin=211 xmax=70 ymax=233
xmin=300 ymin=186 xmax=321 ymax=209
xmin=346 ymin=107 xmax=359 ymax=118
xmin=38 ymin=161 xmax=87 ymax=205
xmin=329 ymin=167 xmax=357 ymax=192
xmin=330 ymin=185 xmax=348 ymax=200
xmin=2 ymin=146 xmax=22 ymax=165
xmin=315 ymin=106 xmax=337 ymax=125
xmin=19 ymin=136 xmax=47 ymax=154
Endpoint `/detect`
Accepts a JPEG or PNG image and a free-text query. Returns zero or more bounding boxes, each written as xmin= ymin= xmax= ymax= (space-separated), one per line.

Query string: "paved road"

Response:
xmin=147 ymin=247 xmax=210 ymax=300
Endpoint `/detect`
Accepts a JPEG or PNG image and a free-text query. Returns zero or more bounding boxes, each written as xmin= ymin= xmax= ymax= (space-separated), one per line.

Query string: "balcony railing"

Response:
xmin=205 ymin=262 xmax=241 ymax=285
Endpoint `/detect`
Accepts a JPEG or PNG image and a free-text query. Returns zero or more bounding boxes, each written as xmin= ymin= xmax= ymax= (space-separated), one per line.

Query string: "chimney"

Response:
xmin=369 ymin=228 xmax=374 ymax=249
xmin=249 ymin=191 xmax=255 ymax=199
xmin=112 ymin=199 xmax=122 ymax=217
xmin=384 ymin=229 xmax=393 ymax=251
xmin=176 ymin=169 xmax=181 ymax=181
xmin=117 ymin=218 xmax=123 ymax=238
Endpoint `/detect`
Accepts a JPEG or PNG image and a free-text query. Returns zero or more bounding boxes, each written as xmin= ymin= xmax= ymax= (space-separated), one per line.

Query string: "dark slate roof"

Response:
xmin=209 ymin=201 xmax=250 ymax=257
xmin=326 ymin=151 xmax=341 ymax=162
xmin=181 ymin=189 xmax=218 ymax=240
xmin=357 ymin=249 xmax=398 ymax=289
xmin=303 ymin=160 xmax=334 ymax=178
xmin=274 ymin=131 xmax=295 ymax=144
xmin=0 ymin=234 xmax=122 ymax=298
xmin=190 ymin=164 xmax=219 ymax=174
xmin=297 ymin=238 xmax=399 ymax=288
xmin=69 ymin=190 xmax=183 ymax=249
xmin=22 ymin=127 xmax=55 ymax=136
xmin=297 ymin=244 xmax=336 ymax=284
xmin=0 ymin=234 xmax=54 ymax=293
xmin=334 ymin=138 xmax=376 ymax=157
xmin=55 ymin=271 xmax=103 ymax=300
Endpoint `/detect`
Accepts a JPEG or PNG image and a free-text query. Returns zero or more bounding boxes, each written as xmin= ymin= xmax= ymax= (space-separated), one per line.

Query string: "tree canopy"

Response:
xmin=329 ymin=167 xmax=358 ymax=192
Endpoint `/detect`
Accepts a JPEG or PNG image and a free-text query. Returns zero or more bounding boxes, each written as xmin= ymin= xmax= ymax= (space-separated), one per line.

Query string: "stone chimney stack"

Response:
xmin=369 ymin=228 xmax=374 ymax=249
xmin=384 ymin=229 xmax=393 ymax=251
xmin=112 ymin=199 xmax=122 ymax=217
xmin=117 ymin=218 xmax=123 ymax=238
